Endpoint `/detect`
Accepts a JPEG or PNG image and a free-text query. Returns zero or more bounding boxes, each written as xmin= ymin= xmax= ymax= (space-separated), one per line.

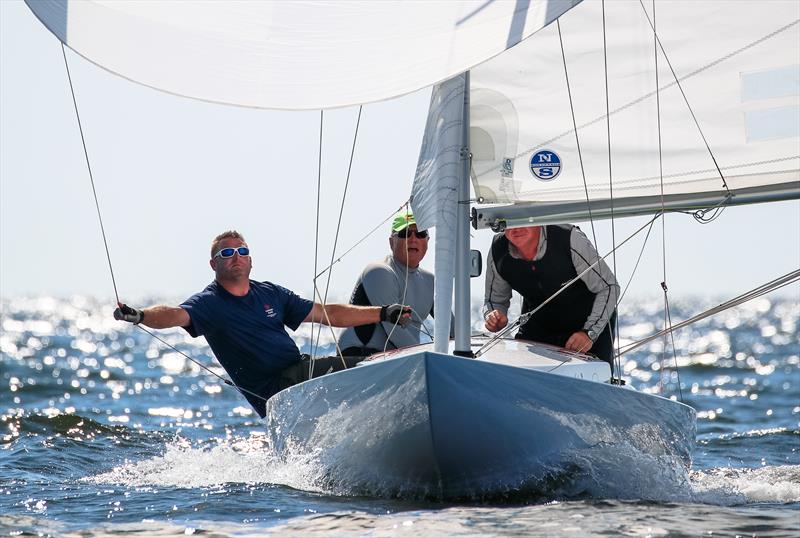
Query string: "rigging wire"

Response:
xmin=310 ymin=110 xmax=324 ymax=365
xmin=601 ymin=0 xmax=623 ymax=381
xmin=558 ymin=16 xmax=618 ymax=375
xmin=311 ymin=106 xmax=364 ymax=368
xmin=307 ymin=115 xmax=348 ymax=375
xmin=636 ymin=0 xmax=733 ymax=198
xmin=313 ymin=203 xmax=408 ymax=281
xmin=653 ymin=0 xmax=667 ymax=393
xmin=619 ymin=269 xmax=800 ymax=357
xmin=615 ymin=216 xmax=657 ymax=307
xmin=60 ymin=44 xmax=120 ymax=306
xmin=384 ymin=202 xmax=413 ymax=353
xmin=556 ymin=19 xmax=599 ymax=251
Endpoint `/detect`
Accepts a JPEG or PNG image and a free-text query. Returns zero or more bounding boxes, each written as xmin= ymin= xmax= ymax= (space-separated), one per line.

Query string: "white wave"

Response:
xmin=83 ymin=435 xmax=326 ymax=493
xmin=690 ymin=465 xmax=800 ymax=505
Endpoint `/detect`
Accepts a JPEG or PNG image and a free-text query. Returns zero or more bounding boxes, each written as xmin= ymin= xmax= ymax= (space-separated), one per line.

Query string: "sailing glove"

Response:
xmin=380 ymin=304 xmax=411 ymax=327
xmin=114 ymin=303 xmax=144 ymax=325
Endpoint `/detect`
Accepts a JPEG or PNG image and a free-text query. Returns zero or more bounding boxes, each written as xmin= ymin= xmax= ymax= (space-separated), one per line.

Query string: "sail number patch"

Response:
xmin=529 ymin=150 xmax=562 ymax=181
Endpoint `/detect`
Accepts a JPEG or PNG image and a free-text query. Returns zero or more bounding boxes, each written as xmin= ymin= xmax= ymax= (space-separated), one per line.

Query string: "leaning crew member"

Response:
xmin=483 ymin=224 xmax=619 ymax=366
xmin=338 ymin=209 xmax=436 ymax=356
xmin=114 ymin=230 xmax=410 ymax=417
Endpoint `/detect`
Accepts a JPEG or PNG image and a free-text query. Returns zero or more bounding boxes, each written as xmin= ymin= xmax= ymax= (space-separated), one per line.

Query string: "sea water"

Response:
xmin=1 ymin=296 xmax=798 ymax=536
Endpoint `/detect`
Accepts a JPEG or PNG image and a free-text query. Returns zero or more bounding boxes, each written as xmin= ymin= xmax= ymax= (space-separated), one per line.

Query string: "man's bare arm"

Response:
xmin=141 ymin=305 xmax=191 ymax=329
xmin=115 ymin=303 xmax=190 ymax=329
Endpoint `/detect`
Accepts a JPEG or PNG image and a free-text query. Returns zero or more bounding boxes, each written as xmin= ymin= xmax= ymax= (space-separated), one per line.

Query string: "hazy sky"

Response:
xmin=2 ymin=0 xmax=798 ymax=308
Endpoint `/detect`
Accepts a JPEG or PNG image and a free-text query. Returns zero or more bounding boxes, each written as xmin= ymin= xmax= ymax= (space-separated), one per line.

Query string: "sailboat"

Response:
xmin=24 ymin=0 xmax=798 ymax=499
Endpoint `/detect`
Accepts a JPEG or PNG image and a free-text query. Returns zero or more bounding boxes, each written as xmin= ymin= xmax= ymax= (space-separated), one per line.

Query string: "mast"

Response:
xmin=454 ymin=71 xmax=472 ymax=356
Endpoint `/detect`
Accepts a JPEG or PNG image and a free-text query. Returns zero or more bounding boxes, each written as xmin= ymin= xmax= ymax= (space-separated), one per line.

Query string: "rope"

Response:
xmin=61 ymin=44 xmax=120 ymax=305
xmin=619 ymin=269 xmax=800 ymax=357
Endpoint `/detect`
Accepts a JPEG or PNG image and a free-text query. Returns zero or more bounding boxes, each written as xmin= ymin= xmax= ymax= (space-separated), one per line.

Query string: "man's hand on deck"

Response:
xmin=565 ymin=331 xmax=593 ymax=354
xmin=484 ymin=309 xmax=508 ymax=332
xmin=114 ymin=303 xmax=144 ymax=324
xmin=380 ymin=304 xmax=412 ymax=327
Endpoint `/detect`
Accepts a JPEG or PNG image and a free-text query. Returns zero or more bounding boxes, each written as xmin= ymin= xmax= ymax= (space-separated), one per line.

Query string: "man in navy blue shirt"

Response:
xmin=114 ymin=230 xmax=410 ymax=417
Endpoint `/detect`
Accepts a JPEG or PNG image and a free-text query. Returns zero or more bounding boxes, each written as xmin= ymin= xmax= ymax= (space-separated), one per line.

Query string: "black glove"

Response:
xmin=380 ymin=304 xmax=411 ymax=327
xmin=114 ymin=303 xmax=144 ymax=324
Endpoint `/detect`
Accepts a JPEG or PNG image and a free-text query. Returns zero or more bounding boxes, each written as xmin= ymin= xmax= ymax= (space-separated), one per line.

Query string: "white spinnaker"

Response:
xmin=26 ymin=0 xmax=581 ymax=110
xmin=411 ymin=75 xmax=466 ymax=353
xmin=470 ymin=0 xmax=800 ymax=205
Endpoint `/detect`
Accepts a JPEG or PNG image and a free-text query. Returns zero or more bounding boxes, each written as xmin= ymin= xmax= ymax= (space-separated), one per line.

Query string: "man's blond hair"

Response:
xmin=211 ymin=230 xmax=246 ymax=258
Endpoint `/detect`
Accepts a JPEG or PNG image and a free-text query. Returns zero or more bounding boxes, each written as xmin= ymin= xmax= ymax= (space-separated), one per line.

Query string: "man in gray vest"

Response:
xmin=339 ymin=209 xmax=436 ymax=356
xmin=483 ymin=224 xmax=619 ymax=365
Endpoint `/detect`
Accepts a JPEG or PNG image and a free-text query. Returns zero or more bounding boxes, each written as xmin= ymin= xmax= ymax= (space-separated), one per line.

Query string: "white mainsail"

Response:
xmin=26 ymin=0 xmax=581 ymax=110
xmin=467 ymin=0 xmax=799 ymax=227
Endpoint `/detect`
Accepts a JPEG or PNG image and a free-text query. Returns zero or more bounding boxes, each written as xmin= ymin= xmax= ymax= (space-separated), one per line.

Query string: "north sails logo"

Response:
xmin=264 ymin=304 xmax=276 ymax=317
xmin=529 ymin=150 xmax=562 ymax=181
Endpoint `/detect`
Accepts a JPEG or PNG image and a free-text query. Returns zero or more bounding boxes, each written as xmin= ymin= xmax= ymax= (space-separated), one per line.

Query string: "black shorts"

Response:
xmin=278 ymin=354 xmax=365 ymax=391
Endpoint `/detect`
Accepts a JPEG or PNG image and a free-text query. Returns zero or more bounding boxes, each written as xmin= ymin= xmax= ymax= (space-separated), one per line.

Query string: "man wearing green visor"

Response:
xmin=339 ymin=209 xmax=436 ymax=356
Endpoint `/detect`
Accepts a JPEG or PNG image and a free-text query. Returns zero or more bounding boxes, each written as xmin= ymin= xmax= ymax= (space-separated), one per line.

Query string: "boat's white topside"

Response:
xmin=360 ymin=335 xmax=612 ymax=384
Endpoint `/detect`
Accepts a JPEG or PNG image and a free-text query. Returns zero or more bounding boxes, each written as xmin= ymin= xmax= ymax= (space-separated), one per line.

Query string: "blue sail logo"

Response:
xmin=529 ymin=150 xmax=562 ymax=181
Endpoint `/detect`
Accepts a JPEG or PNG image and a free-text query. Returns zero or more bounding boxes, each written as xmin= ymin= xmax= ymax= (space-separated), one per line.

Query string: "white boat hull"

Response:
xmin=266 ymin=345 xmax=696 ymax=499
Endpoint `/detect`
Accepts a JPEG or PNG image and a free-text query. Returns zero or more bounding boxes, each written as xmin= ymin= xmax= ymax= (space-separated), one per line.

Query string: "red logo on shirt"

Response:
xmin=264 ymin=304 xmax=276 ymax=317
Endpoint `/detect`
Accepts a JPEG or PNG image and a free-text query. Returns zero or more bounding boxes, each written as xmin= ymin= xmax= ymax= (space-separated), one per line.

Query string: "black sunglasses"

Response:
xmin=394 ymin=229 xmax=428 ymax=239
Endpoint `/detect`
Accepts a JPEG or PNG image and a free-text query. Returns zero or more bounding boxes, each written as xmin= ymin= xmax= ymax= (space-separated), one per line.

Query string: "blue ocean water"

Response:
xmin=1 ymin=295 xmax=798 ymax=537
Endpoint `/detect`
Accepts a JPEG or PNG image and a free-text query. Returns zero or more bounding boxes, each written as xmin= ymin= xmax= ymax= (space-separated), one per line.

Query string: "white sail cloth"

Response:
xmin=411 ymin=75 xmax=467 ymax=353
xmin=468 ymin=0 xmax=800 ymax=204
xmin=26 ymin=0 xmax=581 ymax=110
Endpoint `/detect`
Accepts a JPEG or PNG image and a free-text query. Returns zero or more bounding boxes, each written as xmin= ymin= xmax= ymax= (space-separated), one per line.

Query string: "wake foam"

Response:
xmin=84 ymin=435 xmax=326 ymax=493
xmin=689 ymin=465 xmax=800 ymax=505
xmin=84 ymin=437 xmax=800 ymax=506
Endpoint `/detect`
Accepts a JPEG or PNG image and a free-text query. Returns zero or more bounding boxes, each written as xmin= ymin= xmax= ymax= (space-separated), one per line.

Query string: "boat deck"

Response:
xmin=361 ymin=335 xmax=612 ymax=384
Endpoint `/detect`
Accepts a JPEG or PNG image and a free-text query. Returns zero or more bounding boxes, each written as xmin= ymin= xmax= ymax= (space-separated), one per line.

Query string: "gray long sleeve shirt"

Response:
xmin=338 ymin=255 xmax=435 ymax=350
xmin=482 ymin=225 xmax=620 ymax=338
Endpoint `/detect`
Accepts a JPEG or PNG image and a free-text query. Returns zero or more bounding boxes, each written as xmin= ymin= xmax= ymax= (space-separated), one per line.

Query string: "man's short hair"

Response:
xmin=211 ymin=230 xmax=246 ymax=258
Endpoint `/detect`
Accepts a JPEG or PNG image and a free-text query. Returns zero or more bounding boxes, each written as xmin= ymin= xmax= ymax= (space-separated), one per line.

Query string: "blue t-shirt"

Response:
xmin=180 ymin=280 xmax=313 ymax=417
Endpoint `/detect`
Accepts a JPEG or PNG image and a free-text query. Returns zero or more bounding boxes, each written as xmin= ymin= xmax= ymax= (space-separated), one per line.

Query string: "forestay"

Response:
xmin=467 ymin=1 xmax=800 ymax=225
xmin=26 ymin=0 xmax=582 ymax=110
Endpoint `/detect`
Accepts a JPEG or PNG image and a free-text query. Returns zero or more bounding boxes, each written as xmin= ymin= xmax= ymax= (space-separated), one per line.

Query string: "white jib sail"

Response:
xmin=469 ymin=0 xmax=799 ymax=215
xmin=26 ymin=0 xmax=582 ymax=110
